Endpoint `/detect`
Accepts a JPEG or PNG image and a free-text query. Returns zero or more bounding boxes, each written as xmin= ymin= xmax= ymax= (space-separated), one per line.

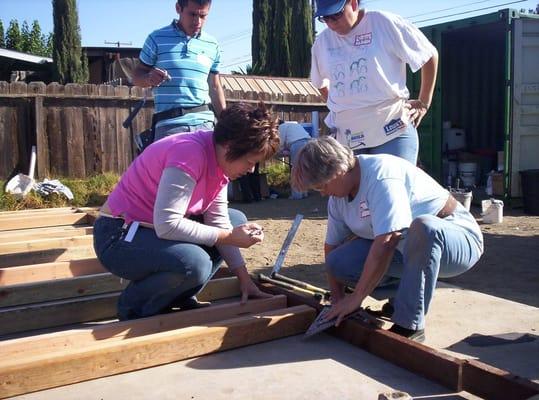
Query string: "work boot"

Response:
xmin=365 ymin=300 xmax=394 ymax=320
xmin=169 ymin=296 xmax=211 ymax=311
xmin=388 ymin=324 xmax=425 ymax=343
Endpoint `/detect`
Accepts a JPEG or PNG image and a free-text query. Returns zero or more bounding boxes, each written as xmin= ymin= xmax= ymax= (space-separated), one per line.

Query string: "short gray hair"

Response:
xmin=291 ymin=136 xmax=356 ymax=191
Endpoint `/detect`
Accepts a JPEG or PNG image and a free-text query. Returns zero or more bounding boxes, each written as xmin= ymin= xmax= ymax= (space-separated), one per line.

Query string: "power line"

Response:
xmin=405 ymin=0 xmax=507 ymax=19
xmin=411 ymin=0 xmax=527 ymax=24
xmin=222 ymin=57 xmax=251 ymax=69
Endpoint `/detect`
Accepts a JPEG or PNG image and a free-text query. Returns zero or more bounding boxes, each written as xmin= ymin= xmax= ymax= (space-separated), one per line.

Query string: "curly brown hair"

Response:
xmin=214 ymin=102 xmax=280 ymax=161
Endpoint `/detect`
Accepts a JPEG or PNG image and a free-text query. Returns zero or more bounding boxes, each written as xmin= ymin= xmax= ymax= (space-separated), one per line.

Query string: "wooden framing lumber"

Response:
xmin=0 ymin=295 xmax=288 ymax=360
xmin=0 ymin=245 xmax=96 ymax=267
xmin=0 ymin=225 xmax=93 ymax=241
xmin=0 ymin=213 xmax=90 ymax=231
xmin=461 ymin=359 xmax=539 ymax=400
xmin=0 ymin=235 xmax=93 ymax=255
xmin=0 ymin=273 xmax=126 ymax=307
xmin=0 ymin=305 xmax=315 ymax=398
xmin=259 ymin=282 xmax=539 ymax=400
xmin=0 ymin=277 xmax=242 ymax=336
xmin=0 ymin=258 xmax=106 ymax=285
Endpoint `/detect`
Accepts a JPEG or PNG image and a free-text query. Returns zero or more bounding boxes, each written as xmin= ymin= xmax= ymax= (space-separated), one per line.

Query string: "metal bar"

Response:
xmin=270 ymin=214 xmax=303 ymax=277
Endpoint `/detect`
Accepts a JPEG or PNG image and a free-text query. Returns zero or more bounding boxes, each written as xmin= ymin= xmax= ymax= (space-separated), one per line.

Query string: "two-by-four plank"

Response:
xmin=0 ymin=277 xmax=241 ymax=336
xmin=0 ymin=213 xmax=90 ymax=231
xmin=0 ymin=245 xmax=96 ymax=268
xmin=0 ymin=272 xmax=126 ymax=308
xmin=0 ymin=258 xmax=106 ymax=285
xmin=0 ymin=295 xmax=288 ymax=360
xmin=0 ymin=225 xmax=93 ymax=242
xmin=0 ymin=304 xmax=315 ymax=398
xmin=0 ymin=235 xmax=93 ymax=255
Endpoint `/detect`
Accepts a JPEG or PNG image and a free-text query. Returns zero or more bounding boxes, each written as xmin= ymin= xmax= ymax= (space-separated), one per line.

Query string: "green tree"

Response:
xmin=21 ymin=21 xmax=31 ymax=52
xmin=0 ymin=20 xmax=5 ymax=48
xmin=45 ymin=32 xmax=54 ymax=57
xmin=27 ymin=21 xmax=48 ymax=56
xmin=52 ymin=0 xmax=88 ymax=83
xmin=251 ymin=0 xmax=270 ymax=74
xmin=5 ymin=20 xmax=23 ymax=51
xmin=289 ymin=0 xmax=313 ymax=77
xmin=251 ymin=0 xmax=313 ymax=77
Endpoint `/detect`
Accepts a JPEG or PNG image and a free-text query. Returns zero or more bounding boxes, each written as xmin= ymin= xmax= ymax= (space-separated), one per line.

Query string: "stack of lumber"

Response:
xmin=0 ymin=208 xmax=316 ymax=398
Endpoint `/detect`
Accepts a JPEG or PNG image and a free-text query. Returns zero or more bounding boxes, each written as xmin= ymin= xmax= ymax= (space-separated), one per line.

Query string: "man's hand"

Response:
xmin=239 ymin=278 xmax=273 ymax=305
xmin=146 ymin=67 xmax=171 ymax=87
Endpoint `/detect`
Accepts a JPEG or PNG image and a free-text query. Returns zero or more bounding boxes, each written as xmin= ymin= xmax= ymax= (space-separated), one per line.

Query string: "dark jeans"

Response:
xmin=93 ymin=209 xmax=246 ymax=320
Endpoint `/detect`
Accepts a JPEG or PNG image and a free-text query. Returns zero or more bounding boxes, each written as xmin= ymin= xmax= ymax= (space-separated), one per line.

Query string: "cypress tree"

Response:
xmin=289 ymin=0 xmax=313 ymax=77
xmin=52 ymin=0 xmax=88 ymax=83
xmin=6 ymin=20 xmax=23 ymax=51
xmin=269 ymin=0 xmax=292 ymax=76
xmin=251 ymin=0 xmax=271 ymax=75
xmin=0 ymin=20 xmax=5 ymax=48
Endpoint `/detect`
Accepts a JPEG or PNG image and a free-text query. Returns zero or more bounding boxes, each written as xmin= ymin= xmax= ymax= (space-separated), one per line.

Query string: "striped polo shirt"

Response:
xmin=139 ymin=20 xmax=221 ymax=128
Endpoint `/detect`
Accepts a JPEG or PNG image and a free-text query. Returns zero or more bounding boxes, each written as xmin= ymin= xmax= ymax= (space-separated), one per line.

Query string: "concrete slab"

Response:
xmin=367 ymin=283 xmax=539 ymax=382
xmin=11 ymin=334 xmax=479 ymax=400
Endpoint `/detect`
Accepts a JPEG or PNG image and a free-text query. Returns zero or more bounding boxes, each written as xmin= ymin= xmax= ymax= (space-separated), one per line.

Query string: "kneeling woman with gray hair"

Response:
xmin=292 ymin=137 xmax=483 ymax=341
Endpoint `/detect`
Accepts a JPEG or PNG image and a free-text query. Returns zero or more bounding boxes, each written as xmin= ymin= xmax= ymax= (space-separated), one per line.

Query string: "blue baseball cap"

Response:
xmin=314 ymin=0 xmax=348 ymax=18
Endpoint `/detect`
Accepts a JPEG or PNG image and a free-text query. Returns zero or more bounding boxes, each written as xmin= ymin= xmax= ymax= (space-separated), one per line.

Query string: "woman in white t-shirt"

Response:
xmin=311 ymin=0 xmax=438 ymax=164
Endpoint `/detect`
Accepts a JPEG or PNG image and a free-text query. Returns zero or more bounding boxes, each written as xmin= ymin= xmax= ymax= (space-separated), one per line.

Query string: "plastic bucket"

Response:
xmin=451 ymin=189 xmax=472 ymax=211
xmin=459 ymin=162 xmax=477 ymax=187
xmin=482 ymin=199 xmax=503 ymax=224
xmin=520 ymin=169 xmax=539 ymax=215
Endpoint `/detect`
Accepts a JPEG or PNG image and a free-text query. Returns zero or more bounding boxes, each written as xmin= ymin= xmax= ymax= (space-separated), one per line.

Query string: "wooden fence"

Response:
xmin=0 ymin=81 xmax=327 ymax=180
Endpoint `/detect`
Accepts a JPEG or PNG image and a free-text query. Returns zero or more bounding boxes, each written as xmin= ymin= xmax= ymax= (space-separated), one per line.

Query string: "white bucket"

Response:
xmin=482 ymin=199 xmax=504 ymax=224
xmin=451 ymin=189 xmax=472 ymax=211
xmin=459 ymin=162 xmax=478 ymax=187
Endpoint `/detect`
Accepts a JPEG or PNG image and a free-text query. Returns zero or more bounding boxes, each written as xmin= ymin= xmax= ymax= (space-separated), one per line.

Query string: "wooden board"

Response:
xmin=0 ymin=272 xmax=126 ymax=307
xmin=0 ymin=258 xmax=106 ymax=285
xmin=0 ymin=213 xmax=89 ymax=231
xmin=0 ymin=295 xmax=288 ymax=360
xmin=0 ymin=305 xmax=315 ymax=398
xmin=0 ymin=277 xmax=242 ymax=336
xmin=0 ymin=225 xmax=93 ymax=242
xmin=0 ymin=235 xmax=93 ymax=255
xmin=0 ymin=245 xmax=96 ymax=268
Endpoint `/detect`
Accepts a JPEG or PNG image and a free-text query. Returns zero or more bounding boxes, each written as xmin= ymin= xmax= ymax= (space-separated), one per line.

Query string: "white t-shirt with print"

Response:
xmin=278 ymin=122 xmax=311 ymax=150
xmin=311 ymin=10 xmax=436 ymax=112
xmin=325 ymin=154 xmax=483 ymax=254
xmin=311 ymin=11 xmax=437 ymax=149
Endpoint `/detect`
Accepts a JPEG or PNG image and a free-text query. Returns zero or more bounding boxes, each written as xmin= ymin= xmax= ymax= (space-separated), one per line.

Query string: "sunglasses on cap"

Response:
xmin=317 ymin=0 xmax=349 ymax=23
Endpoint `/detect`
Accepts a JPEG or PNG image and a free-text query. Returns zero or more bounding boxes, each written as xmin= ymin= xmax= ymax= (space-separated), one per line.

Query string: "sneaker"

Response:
xmin=388 ymin=324 xmax=425 ymax=343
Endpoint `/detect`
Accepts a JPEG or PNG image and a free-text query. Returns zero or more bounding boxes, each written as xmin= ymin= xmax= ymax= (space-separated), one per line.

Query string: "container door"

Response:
xmin=510 ymin=15 xmax=539 ymax=197
xmin=407 ymin=27 xmax=442 ymax=180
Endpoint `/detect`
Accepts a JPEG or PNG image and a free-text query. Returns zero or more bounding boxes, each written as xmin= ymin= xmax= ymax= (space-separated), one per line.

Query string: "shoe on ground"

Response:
xmin=365 ymin=301 xmax=394 ymax=320
xmin=388 ymin=323 xmax=425 ymax=343
xmin=169 ymin=296 xmax=211 ymax=311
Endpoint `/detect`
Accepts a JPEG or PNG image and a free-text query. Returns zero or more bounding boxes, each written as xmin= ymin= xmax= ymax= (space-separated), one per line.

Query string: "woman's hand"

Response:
xmin=239 ymin=277 xmax=273 ymax=304
xmin=218 ymin=223 xmax=264 ymax=248
xmin=405 ymin=99 xmax=429 ymax=128
xmin=234 ymin=265 xmax=273 ymax=304
xmin=323 ymin=294 xmax=363 ymax=327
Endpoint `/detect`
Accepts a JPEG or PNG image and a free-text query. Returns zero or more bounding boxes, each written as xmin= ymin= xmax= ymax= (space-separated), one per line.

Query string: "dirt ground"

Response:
xmin=233 ymin=192 xmax=539 ymax=309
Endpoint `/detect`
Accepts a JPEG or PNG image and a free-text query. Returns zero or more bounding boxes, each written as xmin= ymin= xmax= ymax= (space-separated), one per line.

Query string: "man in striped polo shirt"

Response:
xmin=133 ymin=0 xmax=226 ymax=141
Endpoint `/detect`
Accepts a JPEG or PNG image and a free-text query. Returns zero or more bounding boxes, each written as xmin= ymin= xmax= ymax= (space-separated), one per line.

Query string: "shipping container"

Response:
xmin=408 ymin=9 xmax=539 ymax=198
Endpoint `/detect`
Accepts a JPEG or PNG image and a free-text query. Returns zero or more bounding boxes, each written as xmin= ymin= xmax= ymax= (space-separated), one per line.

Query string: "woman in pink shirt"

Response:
xmin=93 ymin=103 xmax=280 ymax=320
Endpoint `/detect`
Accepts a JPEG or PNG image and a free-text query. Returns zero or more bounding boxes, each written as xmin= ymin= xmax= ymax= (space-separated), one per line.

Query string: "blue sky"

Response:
xmin=1 ymin=0 xmax=538 ymax=72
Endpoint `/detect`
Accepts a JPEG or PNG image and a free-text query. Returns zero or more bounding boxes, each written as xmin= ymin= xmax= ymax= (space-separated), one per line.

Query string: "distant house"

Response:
xmin=84 ymin=46 xmax=141 ymax=85
xmin=0 ymin=48 xmax=53 ymax=82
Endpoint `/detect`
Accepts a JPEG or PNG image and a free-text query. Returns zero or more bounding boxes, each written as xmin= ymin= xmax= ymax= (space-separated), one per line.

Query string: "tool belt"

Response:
xmin=133 ymin=104 xmax=212 ymax=153
xmin=437 ymin=195 xmax=458 ymax=218
xmin=152 ymin=104 xmax=212 ymax=126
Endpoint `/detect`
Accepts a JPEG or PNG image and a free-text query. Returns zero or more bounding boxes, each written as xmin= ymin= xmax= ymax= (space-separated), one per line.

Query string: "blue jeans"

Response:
xmin=154 ymin=121 xmax=214 ymax=141
xmin=289 ymin=138 xmax=311 ymax=199
xmin=93 ymin=209 xmax=246 ymax=320
xmin=325 ymin=205 xmax=483 ymax=330
xmin=354 ymin=124 xmax=418 ymax=165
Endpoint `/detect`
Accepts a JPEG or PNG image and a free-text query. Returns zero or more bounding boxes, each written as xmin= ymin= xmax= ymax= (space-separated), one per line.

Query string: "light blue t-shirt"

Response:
xmin=326 ymin=154 xmax=482 ymax=253
xmin=139 ymin=20 xmax=220 ymax=128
